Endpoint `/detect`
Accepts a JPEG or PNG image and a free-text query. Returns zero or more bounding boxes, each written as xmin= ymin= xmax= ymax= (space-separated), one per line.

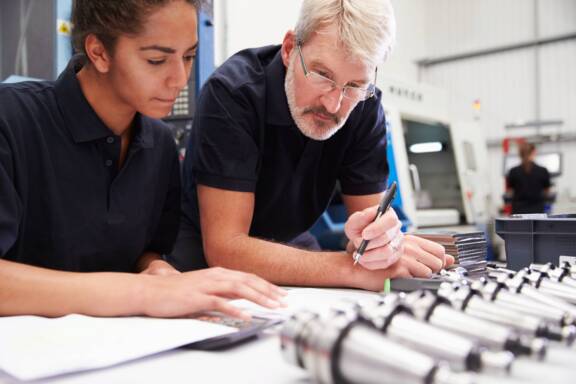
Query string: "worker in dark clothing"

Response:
xmin=506 ymin=143 xmax=552 ymax=214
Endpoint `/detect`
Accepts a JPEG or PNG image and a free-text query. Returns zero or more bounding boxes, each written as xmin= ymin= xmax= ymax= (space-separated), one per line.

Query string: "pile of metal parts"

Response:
xmin=280 ymin=262 xmax=576 ymax=384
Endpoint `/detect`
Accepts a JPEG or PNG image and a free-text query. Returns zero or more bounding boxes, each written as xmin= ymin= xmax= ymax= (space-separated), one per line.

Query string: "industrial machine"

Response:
xmin=380 ymin=77 xmax=491 ymax=229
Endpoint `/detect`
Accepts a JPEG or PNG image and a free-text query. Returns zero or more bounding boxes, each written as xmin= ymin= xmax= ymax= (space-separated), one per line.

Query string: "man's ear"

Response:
xmin=84 ymin=34 xmax=112 ymax=73
xmin=281 ymin=30 xmax=296 ymax=68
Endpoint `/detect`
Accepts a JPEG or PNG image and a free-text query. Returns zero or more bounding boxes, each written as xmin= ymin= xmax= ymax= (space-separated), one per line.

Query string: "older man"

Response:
xmin=171 ymin=0 xmax=453 ymax=290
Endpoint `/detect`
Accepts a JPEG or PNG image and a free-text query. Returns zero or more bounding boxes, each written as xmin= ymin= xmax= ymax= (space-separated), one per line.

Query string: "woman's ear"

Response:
xmin=84 ymin=34 xmax=112 ymax=73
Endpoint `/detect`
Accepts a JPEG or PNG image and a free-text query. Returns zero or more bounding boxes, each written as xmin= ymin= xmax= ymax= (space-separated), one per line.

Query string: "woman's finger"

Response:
xmin=209 ymin=297 xmax=252 ymax=321
xmin=208 ymin=268 xmax=287 ymax=299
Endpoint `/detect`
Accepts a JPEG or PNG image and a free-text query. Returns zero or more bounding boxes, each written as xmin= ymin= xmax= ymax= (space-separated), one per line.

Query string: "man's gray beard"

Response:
xmin=284 ymin=57 xmax=346 ymax=141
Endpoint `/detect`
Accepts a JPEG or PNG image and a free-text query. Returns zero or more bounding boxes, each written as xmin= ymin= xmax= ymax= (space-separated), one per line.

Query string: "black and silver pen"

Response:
xmin=353 ymin=181 xmax=398 ymax=265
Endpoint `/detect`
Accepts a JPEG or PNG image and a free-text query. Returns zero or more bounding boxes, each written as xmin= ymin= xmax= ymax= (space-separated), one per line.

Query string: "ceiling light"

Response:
xmin=409 ymin=142 xmax=443 ymax=153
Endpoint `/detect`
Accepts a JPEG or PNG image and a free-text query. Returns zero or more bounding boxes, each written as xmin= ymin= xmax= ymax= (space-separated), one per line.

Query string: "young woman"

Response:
xmin=0 ymin=0 xmax=285 ymax=319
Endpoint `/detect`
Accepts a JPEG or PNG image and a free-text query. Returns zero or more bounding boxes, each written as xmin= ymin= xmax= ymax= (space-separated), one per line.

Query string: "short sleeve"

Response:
xmin=505 ymin=169 xmax=515 ymax=189
xmin=541 ymin=166 xmax=551 ymax=189
xmin=187 ymin=79 xmax=262 ymax=192
xmin=0 ymin=123 xmax=23 ymax=257
xmin=338 ymin=91 xmax=389 ymax=195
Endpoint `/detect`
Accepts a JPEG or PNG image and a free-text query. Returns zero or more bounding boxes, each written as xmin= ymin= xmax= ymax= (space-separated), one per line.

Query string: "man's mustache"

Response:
xmin=302 ymin=107 xmax=339 ymax=124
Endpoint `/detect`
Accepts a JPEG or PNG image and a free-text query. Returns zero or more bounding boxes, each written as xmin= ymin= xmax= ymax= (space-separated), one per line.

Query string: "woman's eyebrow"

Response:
xmin=139 ymin=42 xmax=198 ymax=54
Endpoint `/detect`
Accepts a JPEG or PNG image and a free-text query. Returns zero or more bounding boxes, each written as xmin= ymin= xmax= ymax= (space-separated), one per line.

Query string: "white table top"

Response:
xmin=3 ymin=332 xmax=576 ymax=384
xmin=2 ymin=287 xmax=576 ymax=384
xmin=0 ymin=332 xmax=308 ymax=384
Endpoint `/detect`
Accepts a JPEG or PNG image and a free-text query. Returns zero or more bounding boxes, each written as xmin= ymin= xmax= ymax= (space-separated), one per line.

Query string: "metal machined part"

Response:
xmin=438 ymin=282 xmax=548 ymax=360
xmin=504 ymin=272 xmax=576 ymax=321
xmin=474 ymin=277 xmax=574 ymax=328
xmin=359 ymin=294 xmax=511 ymax=373
xmin=280 ymin=311 xmax=475 ymax=384
xmin=280 ymin=311 xmax=320 ymax=368
xmin=519 ymin=269 xmax=576 ymax=305
xmin=558 ymin=261 xmax=576 ymax=280
xmin=404 ymin=290 xmax=529 ymax=358
xmin=531 ymin=263 xmax=576 ymax=287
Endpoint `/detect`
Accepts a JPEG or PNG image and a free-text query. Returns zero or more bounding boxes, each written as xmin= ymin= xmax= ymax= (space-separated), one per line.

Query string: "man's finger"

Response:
xmin=404 ymin=242 xmax=443 ymax=272
xmin=358 ymin=240 xmax=402 ymax=263
xmin=409 ymin=235 xmax=446 ymax=257
xmin=406 ymin=235 xmax=446 ymax=269
xmin=345 ymin=206 xmax=379 ymax=237
xmin=405 ymin=257 xmax=433 ymax=277
xmin=361 ymin=215 xmax=400 ymax=241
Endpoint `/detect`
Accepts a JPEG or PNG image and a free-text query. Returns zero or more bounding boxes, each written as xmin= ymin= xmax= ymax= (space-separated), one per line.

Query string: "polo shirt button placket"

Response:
xmin=105 ymin=159 xmax=113 ymax=167
xmin=106 ymin=136 xmax=115 ymax=144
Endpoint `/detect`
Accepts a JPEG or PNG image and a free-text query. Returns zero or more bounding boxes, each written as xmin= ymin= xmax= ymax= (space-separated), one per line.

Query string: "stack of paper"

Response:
xmin=415 ymin=231 xmax=488 ymax=278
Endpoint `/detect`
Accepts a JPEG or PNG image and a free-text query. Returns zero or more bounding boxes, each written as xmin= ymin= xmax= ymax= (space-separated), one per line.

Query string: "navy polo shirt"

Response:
xmin=177 ymin=45 xmax=388 ymax=269
xmin=0 ymin=60 xmax=181 ymax=272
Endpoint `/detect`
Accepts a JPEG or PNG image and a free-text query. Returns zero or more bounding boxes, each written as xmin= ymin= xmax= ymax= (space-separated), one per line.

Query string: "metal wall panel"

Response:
xmin=423 ymin=50 xmax=537 ymax=140
xmin=538 ymin=0 xmax=576 ymax=38
xmin=420 ymin=0 xmax=576 ymax=215
xmin=425 ymin=0 xmax=534 ymax=57
xmin=540 ymin=41 xmax=576 ymax=127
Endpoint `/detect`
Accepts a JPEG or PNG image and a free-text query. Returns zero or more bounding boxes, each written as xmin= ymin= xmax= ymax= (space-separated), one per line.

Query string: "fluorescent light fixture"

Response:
xmin=409 ymin=142 xmax=443 ymax=154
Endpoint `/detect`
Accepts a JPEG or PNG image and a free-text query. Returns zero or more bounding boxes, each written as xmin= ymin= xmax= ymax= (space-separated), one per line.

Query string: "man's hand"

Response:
xmin=381 ymin=235 xmax=455 ymax=277
xmin=345 ymin=235 xmax=455 ymax=291
xmin=344 ymin=203 xmax=454 ymax=278
xmin=140 ymin=267 xmax=287 ymax=319
xmin=344 ymin=205 xmax=403 ymax=269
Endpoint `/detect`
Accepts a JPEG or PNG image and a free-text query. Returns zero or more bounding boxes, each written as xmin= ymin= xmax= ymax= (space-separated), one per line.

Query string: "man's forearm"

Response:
xmin=0 ymin=259 xmax=145 ymax=317
xmin=204 ymin=235 xmax=383 ymax=289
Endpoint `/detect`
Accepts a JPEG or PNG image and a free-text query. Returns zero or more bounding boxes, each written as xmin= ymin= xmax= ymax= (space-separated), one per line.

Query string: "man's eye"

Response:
xmin=184 ymin=55 xmax=196 ymax=62
xmin=147 ymin=59 xmax=165 ymax=65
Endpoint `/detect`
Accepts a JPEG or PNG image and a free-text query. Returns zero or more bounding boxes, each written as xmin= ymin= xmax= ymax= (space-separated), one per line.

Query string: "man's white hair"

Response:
xmin=294 ymin=0 xmax=396 ymax=66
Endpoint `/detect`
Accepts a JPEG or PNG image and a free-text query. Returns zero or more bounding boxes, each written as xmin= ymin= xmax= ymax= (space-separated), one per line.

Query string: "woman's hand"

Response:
xmin=140 ymin=267 xmax=287 ymax=319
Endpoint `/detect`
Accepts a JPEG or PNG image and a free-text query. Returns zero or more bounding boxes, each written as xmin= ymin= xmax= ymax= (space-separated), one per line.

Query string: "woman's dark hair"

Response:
xmin=519 ymin=142 xmax=536 ymax=171
xmin=72 ymin=0 xmax=201 ymax=55
xmin=519 ymin=142 xmax=535 ymax=162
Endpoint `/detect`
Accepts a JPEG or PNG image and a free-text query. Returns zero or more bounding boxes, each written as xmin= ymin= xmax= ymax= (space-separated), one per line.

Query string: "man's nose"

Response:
xmin=320 ymin=86 xmax=344 ymax=114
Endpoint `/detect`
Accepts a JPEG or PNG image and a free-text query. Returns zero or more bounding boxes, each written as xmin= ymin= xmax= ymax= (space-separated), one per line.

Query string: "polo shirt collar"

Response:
xmin=265 ymin=50 xmax=294 ymax=126
xmin=54 ymin=57 xmax=154 ymax=148
xmin=132 ymin=114 xmax=154 ymax=149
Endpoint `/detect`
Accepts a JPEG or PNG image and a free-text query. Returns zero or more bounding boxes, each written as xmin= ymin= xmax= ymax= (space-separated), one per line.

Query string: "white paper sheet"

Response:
xmin=232 ymin=287 xmax=380 ymax=319
xmin=0 ymin=288 xmax=379 ymax=381
xmin=0 ymin=315 xmax=235 ymax=381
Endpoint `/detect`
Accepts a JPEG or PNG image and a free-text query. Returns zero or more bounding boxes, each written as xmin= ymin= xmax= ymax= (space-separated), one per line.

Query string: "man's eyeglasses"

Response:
xmin=296 ymin=42 xmax=377 ymax=102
